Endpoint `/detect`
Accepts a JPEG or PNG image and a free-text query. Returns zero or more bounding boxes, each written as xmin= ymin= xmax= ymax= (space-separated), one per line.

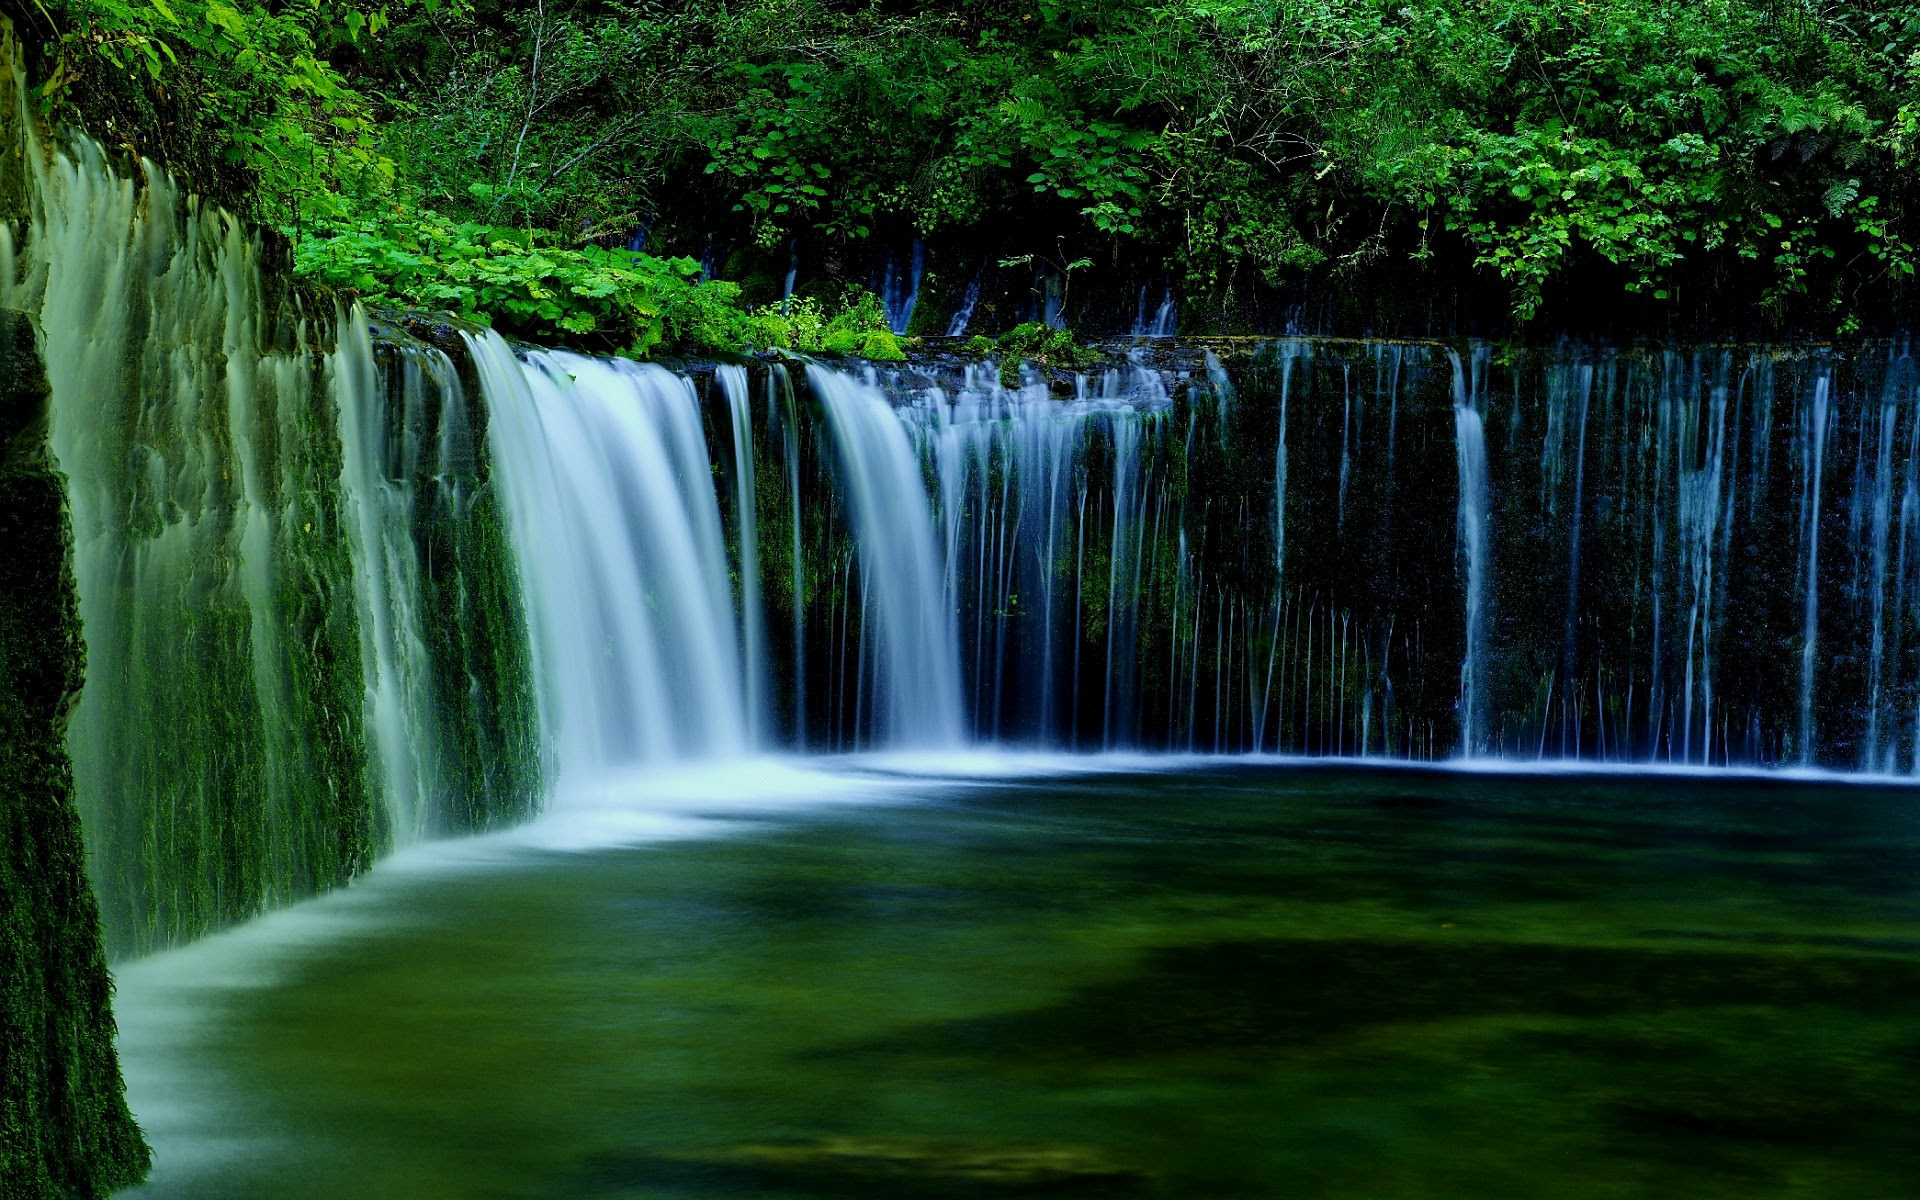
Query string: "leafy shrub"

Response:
xmin=994 ymin=322 xmax=1102 ymax=369
xmin=32 ymin=0 xmax=1920 ymax=333
xmin=295 ymin=209 xmax=908 ymax=360
xmin=963 ymin=322 xmax=1103 ymax=386
xmin=750 ymin=290 xmax=904 ymax=361
xmin=294 ymin=208 xmax=756 ymax=355
xmin=30 ymin=0 xmax=392 ymax=224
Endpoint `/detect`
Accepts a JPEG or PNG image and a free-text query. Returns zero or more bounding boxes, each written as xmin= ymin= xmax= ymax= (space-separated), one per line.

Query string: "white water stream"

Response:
xmin=472 ymin=337 xmax=754 ymax=780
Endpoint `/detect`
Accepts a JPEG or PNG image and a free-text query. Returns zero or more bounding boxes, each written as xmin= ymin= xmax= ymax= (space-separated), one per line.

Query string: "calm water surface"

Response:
xmin=115 ymin=762 xmax=1920 ymax=1198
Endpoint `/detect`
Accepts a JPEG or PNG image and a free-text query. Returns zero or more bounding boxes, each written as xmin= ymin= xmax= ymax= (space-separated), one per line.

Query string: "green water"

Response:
xmin=116 ymin=763 xmax=1920 ymax=1198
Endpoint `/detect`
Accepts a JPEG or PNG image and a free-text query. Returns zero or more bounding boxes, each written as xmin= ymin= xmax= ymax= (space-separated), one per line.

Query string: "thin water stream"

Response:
xmin=115 ymin=759 xmax=1920 ymax=1199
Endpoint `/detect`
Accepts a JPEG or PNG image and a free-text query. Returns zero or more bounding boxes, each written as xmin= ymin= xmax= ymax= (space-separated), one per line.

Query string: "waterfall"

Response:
xmin=1863 ymin=393 xmax=1897 ymax=768
xmin=721 ymin=365 xmax=769 ymax=745
xmin=21 ymin=98 xmax=1920 ymax=977
xmin=1451 ymin=349 xmax=1491 ymax=757
xmin=473 ymin=338 xmax=754 ymax=780
xmin=1672 ymin=360 xmax=1729 ymax=764
xmin=336 ymin=317 xmax=445 ymax=844
xmin=20 ymin=7 xmax=1920 ymax=1078
xmin=807 ymin=366 xmax=964 ymax=746
xmin=877 ymin=239 xmax=925 ymax=335
xmin=1134 ymin=285 xmax=1177 ymax=337
xmin=779 ymin=365 xmax=808 ymax=748
xmin=8 ymin=103 xmax=536 ymax=954
xmin=1560 ymin=365 xmax=1593 ymax=757
xmin=903 ymin=362 xmax=1172 ymax=744
xmin=1273 ymin=345 xmax=1304 ymax=584
xmin=737 ymin=337 xmax=1920 ymax=764
xmin=22 ymin=130 xmax=374 ymax=955
xmin=1903 ymin=369 xmax=1920 ymax=774
xmin=1103 ymin=414 xmax=1150 ymax=746
xmin=947 ymin=269 xmax=983 ymax=336
xmin=1798 ymin=373 xmax=1831 ymax=763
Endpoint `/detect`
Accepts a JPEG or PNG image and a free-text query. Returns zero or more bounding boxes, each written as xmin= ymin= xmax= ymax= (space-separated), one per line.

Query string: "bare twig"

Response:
xmin=497 ymin=0 xmax=549 ymax=212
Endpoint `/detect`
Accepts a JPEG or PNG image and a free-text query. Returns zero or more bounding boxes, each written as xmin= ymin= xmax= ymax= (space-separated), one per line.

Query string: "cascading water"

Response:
xmin=18 ymin=129 xmax=377 ymax=955
xmin=877 ymin=239 xmax=925 ymax=335
xmin=1273 ymin=344 xmax=1303 ymax=588
xmin=721 ymin=365 xmax=769 ymax=745
xmin=807 ymin=366 xmax=965 ymax=747
xmin=688 ymin=339 xmax=1920 ymax=769
xmin=1554 ymin=364 xmax=1593 ymax=757
xmin=473 ymin=338 xmax=755 ymax=781
xmin=1798 ymin=373 xmax=1831 ymax=763
xmin=27 ymin=46 xmax=1920 ymax=1197
xmin=1134 ymin=285 xmax=1177 ymax=338
xmin=947 ymin=268 xmax=984 ymax=336
xmin=1451 ymin=350 xmax=1491 ymax=757
xmin=777 ymin=364 xmax=809 ymax=748
xmin=6 ymin=101 xmax=536 ymax=954
xmin=17 ymin=96 xmax=1920 ymax=942
xmin=1859 ymin=373 xmax=1897 ymax=770
xmin=894 ymin=364 xmax=1174 ymax=744
xmin=337 ymin=316 xmax=449 ymax=847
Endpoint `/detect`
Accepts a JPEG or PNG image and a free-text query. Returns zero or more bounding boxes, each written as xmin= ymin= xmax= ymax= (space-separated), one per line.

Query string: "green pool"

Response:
xmin=114 ymin=761 xmax=1920 ymax=1198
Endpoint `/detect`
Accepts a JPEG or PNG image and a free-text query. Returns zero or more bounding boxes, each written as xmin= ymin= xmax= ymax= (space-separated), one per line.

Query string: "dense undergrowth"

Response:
xmin=9 ymin=0 xmax=1920 ymax=344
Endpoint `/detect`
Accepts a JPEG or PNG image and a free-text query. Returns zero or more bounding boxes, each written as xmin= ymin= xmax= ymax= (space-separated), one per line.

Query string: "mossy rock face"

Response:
xmin=369 ymin=326 xmax=543 ymax=834
xmin=0 ymin=309 xmax=149 ymax=1197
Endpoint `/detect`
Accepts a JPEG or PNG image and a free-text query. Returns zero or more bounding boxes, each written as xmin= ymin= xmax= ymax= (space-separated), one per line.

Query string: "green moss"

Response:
xmin=855 ymin=328 xmax=905 ymax=361
xmin=0 ymin=310 xmax=150 ymax=1197
xmin=73 ymin=337 xmax=385 ymax=958
xmin=404 ymin=341 xmax=543 ymax=832
xmin=965 ymin=323 xmax=1101 ymax=386
xmin=995 ymin=322 xmax=1104 ymax=369
xmin=901 ymin=266 xmax=961 ymax=340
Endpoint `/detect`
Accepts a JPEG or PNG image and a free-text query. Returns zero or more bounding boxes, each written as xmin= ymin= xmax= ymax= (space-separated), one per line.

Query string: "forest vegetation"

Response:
xmin=8 ymin=0 xmax=1920 ymax=351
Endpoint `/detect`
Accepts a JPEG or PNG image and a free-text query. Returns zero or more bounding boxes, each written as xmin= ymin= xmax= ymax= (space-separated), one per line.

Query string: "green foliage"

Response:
xmin=699 ymin=60 xmax=842 ymax=243
xmin=974 ymin=321 xmax=1103 ymax=383
xmin=295 ymin=207 xmax=760 ymax=355
xmin=994 ymin=321 xmax=1102 ymax=368
xmin=371 ymin=0 xmax=687 ymax=238
xmin=30 ymin=0 xmax=394 ymax=223
xmin=1367 ymin=0 xmax=1918 ymax=319
xmin=27 ymin=0 xmax=1920 ymax=333
xmin=757 ymin=289 xmax=905 ymax=361
xmin=295 ymin=205 xmax=907 ymax=358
